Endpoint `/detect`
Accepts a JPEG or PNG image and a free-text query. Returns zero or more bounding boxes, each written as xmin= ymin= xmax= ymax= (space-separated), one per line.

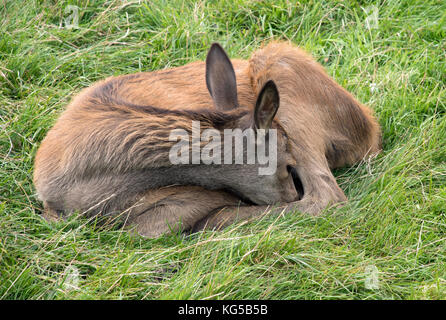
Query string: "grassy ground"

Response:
xmin=0 ymin=0 xmax=445 ymax=300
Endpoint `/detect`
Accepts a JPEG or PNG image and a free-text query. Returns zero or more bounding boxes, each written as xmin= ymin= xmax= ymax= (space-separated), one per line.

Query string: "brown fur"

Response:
xmin=34 ymin=44 xmax=301 ymax=236
xmin=34 ymin=41 xmax=381 ymax=237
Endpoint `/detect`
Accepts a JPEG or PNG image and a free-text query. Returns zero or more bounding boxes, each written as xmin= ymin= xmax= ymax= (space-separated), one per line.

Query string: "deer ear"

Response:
xmin=254 ymin=80 xmax=280 ymax=130
xmin=205 ymin=43 xmax=239 ymax=111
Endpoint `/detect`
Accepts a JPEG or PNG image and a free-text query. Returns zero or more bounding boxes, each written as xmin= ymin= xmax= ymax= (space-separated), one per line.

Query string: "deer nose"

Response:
xmin=282 ymin=183 xmax=299 ymax=202
xmin=288 ymin=192 xmax=299 ymax=203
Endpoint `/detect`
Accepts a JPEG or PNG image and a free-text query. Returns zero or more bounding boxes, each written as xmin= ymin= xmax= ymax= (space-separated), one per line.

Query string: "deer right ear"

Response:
xmin=205 ymin=43 xmax=239 ymax=111
xmin=254 ymin=80 xmax=280 ymax=131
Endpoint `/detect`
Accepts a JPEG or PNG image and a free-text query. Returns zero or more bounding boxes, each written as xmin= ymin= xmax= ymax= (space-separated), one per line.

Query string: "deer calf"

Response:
xmin=34 ymin=41 xmax=381 ymax=237
xmin=34 ymin=44 xmax=300 ymax=236
xmin=109 ymin=41 xmax=381 ymax=233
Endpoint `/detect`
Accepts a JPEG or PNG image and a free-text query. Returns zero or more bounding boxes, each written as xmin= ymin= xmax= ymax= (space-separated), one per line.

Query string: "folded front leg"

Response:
xmin=191 ymin=197 xmax=340 ymax=232
xmin=125 ymin=186 xmax=242 ymax=238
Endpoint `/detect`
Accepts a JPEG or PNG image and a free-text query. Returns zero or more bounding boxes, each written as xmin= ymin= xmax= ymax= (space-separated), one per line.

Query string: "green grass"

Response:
xmin=0 ymin=0 xmax=445 ymax=300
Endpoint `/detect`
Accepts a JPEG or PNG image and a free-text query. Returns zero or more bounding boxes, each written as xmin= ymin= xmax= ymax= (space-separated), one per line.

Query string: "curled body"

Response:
xmin=34 ymin=44 xmax=300 ymax=236
xmin=34 ymin=41 xmax=381 ymax=237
